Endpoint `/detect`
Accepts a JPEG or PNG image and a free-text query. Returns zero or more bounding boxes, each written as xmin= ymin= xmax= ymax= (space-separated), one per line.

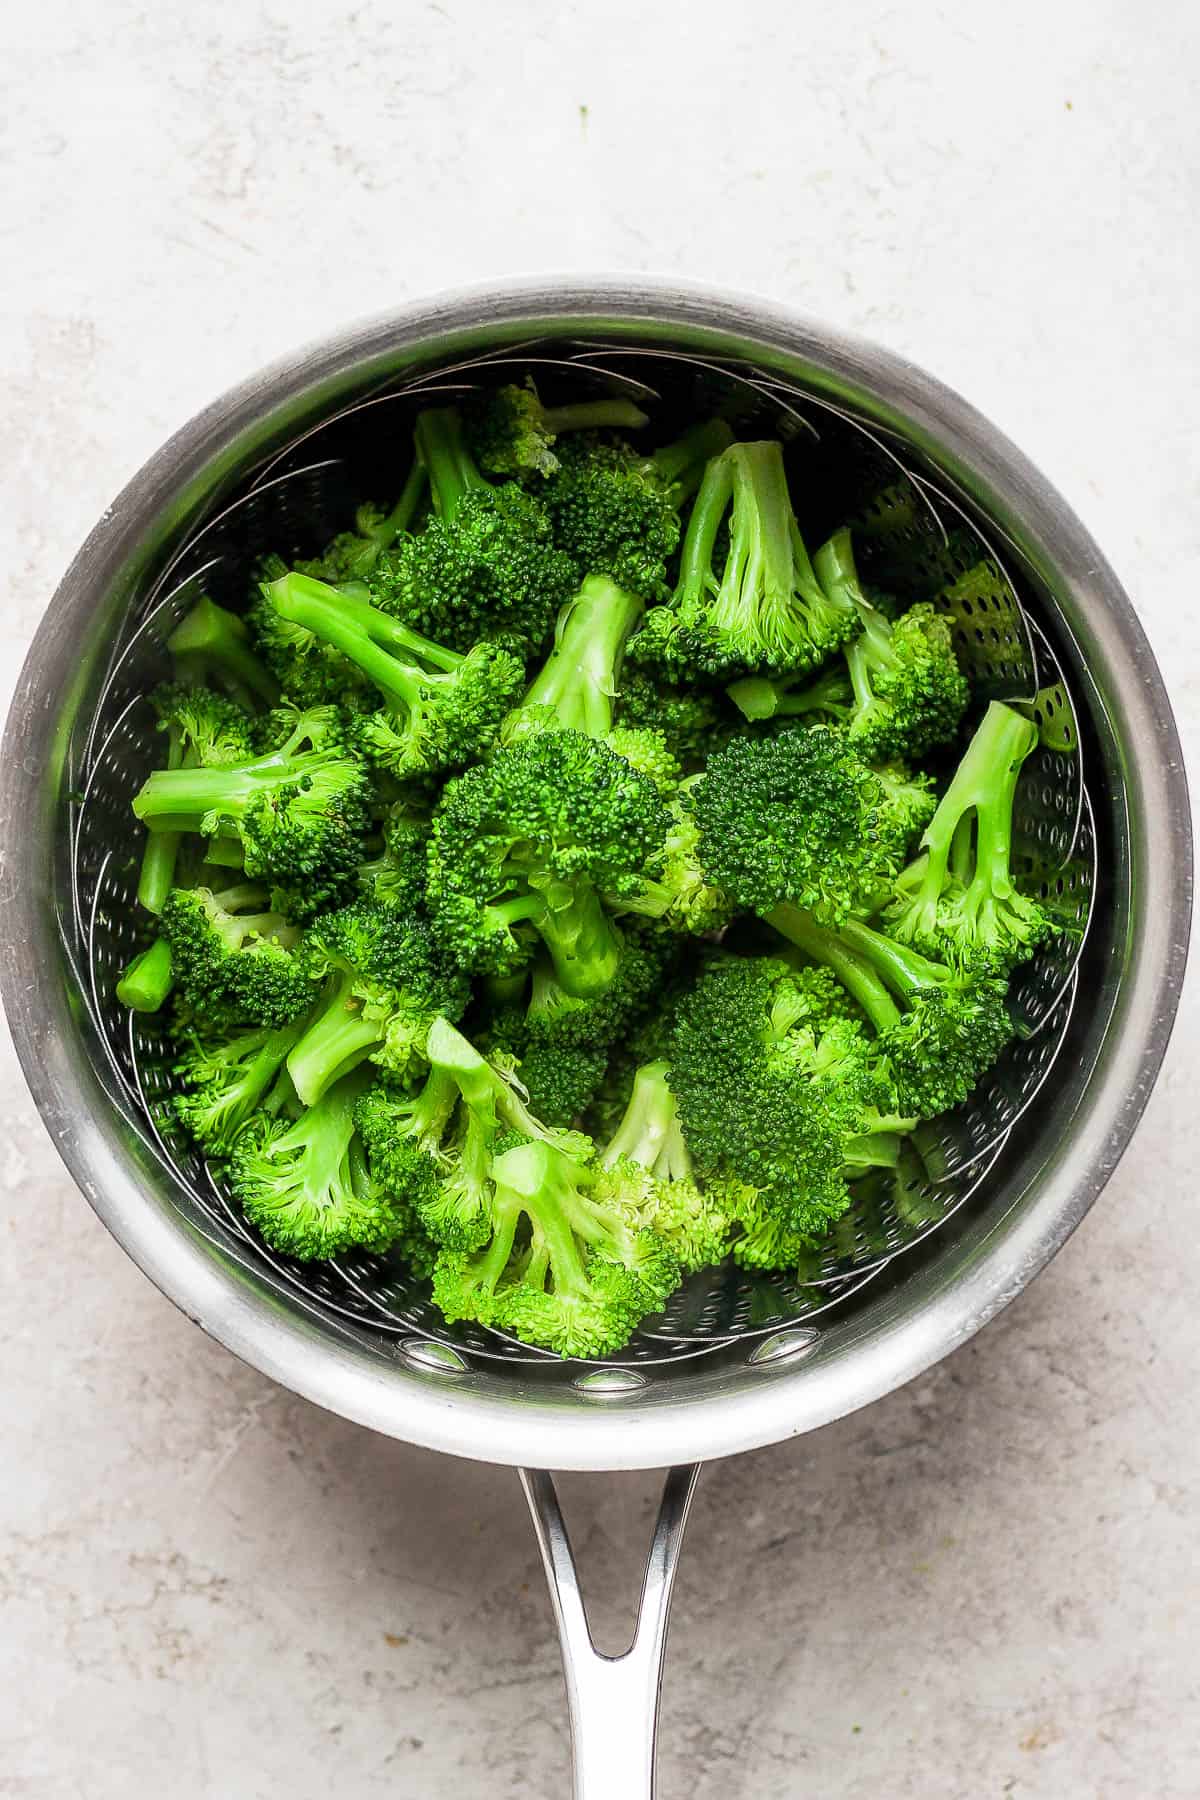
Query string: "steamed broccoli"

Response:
xmin=466 ymin=378 xmax=650 ymax=478
xmin=683 ymin=728 xmax=919 ymax=926
xmin=133 ymin=685 xmax=258 ymax=915
xmin=629 ymin=440 xmax=860 ymax=678
xmin=881 ymin=701 xmax=1056 ymax=975
xmin=769 ymin=906 xmax=1013 ymax=1120
xmin=285 ymin=901 xmax=468 ymax=1105
xmin=159 ymin=882 xmax=309 ymax=1027
xmin=167 ymin=596 xmax=280 ymax=710
xmin=173 ymin=1020 xmax=304 ymax=1155
xmin=356 ymin=802 xmax=432 ymax=913
xmin=265 ymin=572 xmax=525 ymax=780
xmin=117 ymin=938 xmax=176 ymax=1013
xmin=727 ymin=528 xmax=967 ymax=759
xmin=539 ymin=419 xmax=734 ymax=601
xmin=596 ymin=1060 xmax=737 ymax=1272
xmin=368 ymin=405 xmax=579 ymax=651
xmin=426 ymin=731 xmax=670 ymax=999
xmin=132 ymin=705 xmax=370 ymax=921
xmin=432 ymin=1134 xmax=680 ymax=1358
xmin=228 ymin=1068 xmax=406 ymax=1261
xmin=617 ymin=670 xmax=730 ymax=772
xmin=298 ymin=458 xmax=427 ymax=584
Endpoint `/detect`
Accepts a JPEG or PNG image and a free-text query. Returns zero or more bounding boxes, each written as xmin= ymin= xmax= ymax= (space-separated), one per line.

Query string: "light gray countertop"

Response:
xmin=3 ymin=3 xmax=1197 ymax=1795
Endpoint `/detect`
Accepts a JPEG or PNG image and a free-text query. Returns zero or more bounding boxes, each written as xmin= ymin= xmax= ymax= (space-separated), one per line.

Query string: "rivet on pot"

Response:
xmin=396 ymin=1338 xmax=469 ymax=1375
xmin=748 ymin=1328 xmax=819 ymax=1367
xmin=572 ymin=1368 xmax=648 ymax=1397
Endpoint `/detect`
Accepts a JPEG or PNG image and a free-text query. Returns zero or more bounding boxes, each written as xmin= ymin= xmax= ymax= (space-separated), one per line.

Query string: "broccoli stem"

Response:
xmin=727 ymin=665 xmax=850 ymax=723
xmin=516 ymin=576 xmax=644 ymax=738
xmin=524 ymin=875 xmax=624 ymax=1000
xmin=600 ymin=1060 xmax=692 ymax=1180
xmin=815 ymin=528 xmax=897 ymax=709
xmin=374 ymin=457 xmax=427 ymax=548
xmin=285 ymin=984 xmax=384 ymax=1107
xmin=267 ymin=575 xmax=463 ymax=712
xmin=203 ymin=837 xmax=246 ymax=870
xmin=651 ymin=418 xmax=735 ymax=499
xmin=133 ymin=740 xmax=325 ymax=831
xmin=490 ymin=1142 xmax=593 ymax=1296
xmin=675 ymin=450 xmax=736 ymax=607
xmin=415 ymin=407 xmax=490 ymax=523
xmin=540 ymin=397 xmax=650 ymax=436
xmin=136 ymin=729 xmax=186 ymax=914
xmin=902 ymin=701 xmax=1038 ymax=930
xmin=117 ymin=937 xmax=175 ymax=1012
xmin=767 ymin=903 xmax=902 ymax=1032
xmin=167 ymin=597 xmax=280 ymax=707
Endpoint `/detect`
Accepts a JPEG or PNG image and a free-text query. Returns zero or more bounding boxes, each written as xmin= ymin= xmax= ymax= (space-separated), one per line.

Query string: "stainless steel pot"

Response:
xmin=1 ymin=280 xmax=1190 ymax=1797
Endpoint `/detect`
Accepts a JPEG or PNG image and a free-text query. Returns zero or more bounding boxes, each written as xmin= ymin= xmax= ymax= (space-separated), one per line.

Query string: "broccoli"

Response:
xmin=727 ymin=528 xmax=967 ymax=758
xmin=512 ymin=1040 xmax=609 ymax=1127
xmin=610 ymin=789 xmax=734 ymax=936
xmin=248 ymin=559 xmax=376 ymax=709
xmin=881 ymin=701 xmax=1056 ymax=975
xmin=538 ymin=419 xmax=734 ymax=600
xmin=426 ymin=731 xmax=670 ymax=999
xmin=668 ymin=955 xmax=907 ymax=1243
xmin=356 ymin=803 xmax=431 ymax=913
xmin=134 ymin=686 xmax=258 ymax=915
xmin=768 ymin=905 xmax=1013 ymax=1120
xmin=284 ymin=901 xmax=468 ymax=1105
xmin=596 ymin=1060 xmax=737 ymax=1272
xmin=173 ymin=1020 xmax=303 ymax=1155
xmin=432 ymin=1133 xmax=680 ymax=1358
xmin=265 ymin=572 xmax=525 ymax=780
xmin=159 ymin=882 xmax=309 ymax=1027
xmin=466 ymin=378 xmax=650 ymax=478
xmin=368 ymin=405 xmax=579 ymax=652
xmin=228 ymin=1068 xmax=406 ymax=1261
xmin=299 ymin=458 xmax=427 ymax=584
xmin=628 ymin=440 xmax=860 ymax=678
xmin=167 ymin=596 xmax=280 ymax=710
xmin=617 ymin=670 xmax=730 ymax=772
xmin=117 ymin=938 xmax=176 ymax=1013
xmin=132 ymin=705 xmax=370 ymax=922
xmin=683 ymin=728 xmax=918 ymax=926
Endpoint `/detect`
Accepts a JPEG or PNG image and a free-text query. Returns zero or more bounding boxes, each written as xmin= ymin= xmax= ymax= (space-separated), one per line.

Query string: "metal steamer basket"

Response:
xmin=1 ymin=282 xmax=1189 ymax=1798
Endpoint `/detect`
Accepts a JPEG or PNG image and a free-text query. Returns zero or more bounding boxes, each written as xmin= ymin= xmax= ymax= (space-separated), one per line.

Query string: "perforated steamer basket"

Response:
xmin=1 ymin=280 xmax=1189 ymax=1798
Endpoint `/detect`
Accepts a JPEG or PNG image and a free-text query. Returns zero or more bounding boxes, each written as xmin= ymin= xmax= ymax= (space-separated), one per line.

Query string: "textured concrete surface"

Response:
xmin=2 ymin=2 xmax=1198 ymax=1795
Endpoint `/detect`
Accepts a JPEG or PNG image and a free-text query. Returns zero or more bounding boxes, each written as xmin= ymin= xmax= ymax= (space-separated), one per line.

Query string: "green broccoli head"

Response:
xmin=228 ymin=1070 xmax=405 ymax=1261
xmin=465 ymin=379 xmax=650 ymax=479
xmin=150 ymin=683 xmax=258 ymax=767
xmin=356 ymin=802 xmax=432 ymax=913
xmin=432 ymin=1136 xmax=679 ymax=1358
xmin=285 ymin=902 xmax=468 ymax=1105
xmin=172 ymin=1021 xmax=303 ymax=1155
xmin=426 ymin=731 xmax=671 ymax=999
xmin=882 ymin=701 xmax=1057 ymax=976
xmin=612 ymin=791 xmax=735 ymax=937
xmin=618 ymin=670 xmax=731 ymax=772
xmin=685 ymin=728 xmax=910 ymax=925
xmin=159 ymin=882 xmax=310 ymax=1028
xmin=629 ymin=441 xmax=860 ymax=679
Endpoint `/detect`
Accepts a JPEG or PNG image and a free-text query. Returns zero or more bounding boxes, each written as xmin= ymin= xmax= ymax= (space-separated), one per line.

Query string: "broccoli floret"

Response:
xmin=500 ymin=574 xmax=679 ymax=789
xmin=131 ymin=706 xmax=371 ymax=922
xmin=284 ymin=901 xmax=467 ymax=1105
xmin=618 ymin=670 xmax=730 ymax=772
xmin=159 ymin=882 xmax=309 ymax=1027
xmin=368 ymin=406 xmax=579 ymax=652
xmin=731 ymin=531 xmax=966 ymax=758
xmin=629 ymin=440 xmax=859 ymax=678
xmin=611 ymin=790 xmax=734 ymax=936
xmin=426 ymin=731 xmax=670 ymax=999
xmin=881 ymin=701 xmax=1056 ymax=976
xmin=167 ymin=596 xmax=280 ymax=710
xmin=769 ymin=906 xmax=1013 ymax=1120
xmin=299 ymin=459 xmax=427 ymax=584
xmin=172 ymin=1020 xmax=303 ymax=1155
xmin=432 ymin=1133 xmax=679 ymax=1358
xmin=265 ymin=572 xmax=525 ymax=780
xmin=466 ymin=378 xmax=650 ymax=478
xmin=117 ymin=937 xmax=176 ymax=1013
xmin=227 ymin=1068 xmax=405 ymax=1261
xmin=515 ymin=1040 xmax=609 ymax=1126
xmin=248 ymin=564 xmax=375 ymax=710
xmin=596 ymin=1060 xmax=737 ymax=1272
xmin=356 ymin=802 xmax=431 ymax=913
xmin=668 ymin=955 xmax=905 ymax=1242
xmin=133 ymin=686 xmax=258 ymax=915
xmin=683 ymin=728 xmax=915 ymax=926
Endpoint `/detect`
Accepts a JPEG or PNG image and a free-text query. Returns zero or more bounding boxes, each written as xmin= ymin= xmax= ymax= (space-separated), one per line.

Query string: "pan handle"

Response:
xmin=519 ymin=1463 xmax=701 ymax=1799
